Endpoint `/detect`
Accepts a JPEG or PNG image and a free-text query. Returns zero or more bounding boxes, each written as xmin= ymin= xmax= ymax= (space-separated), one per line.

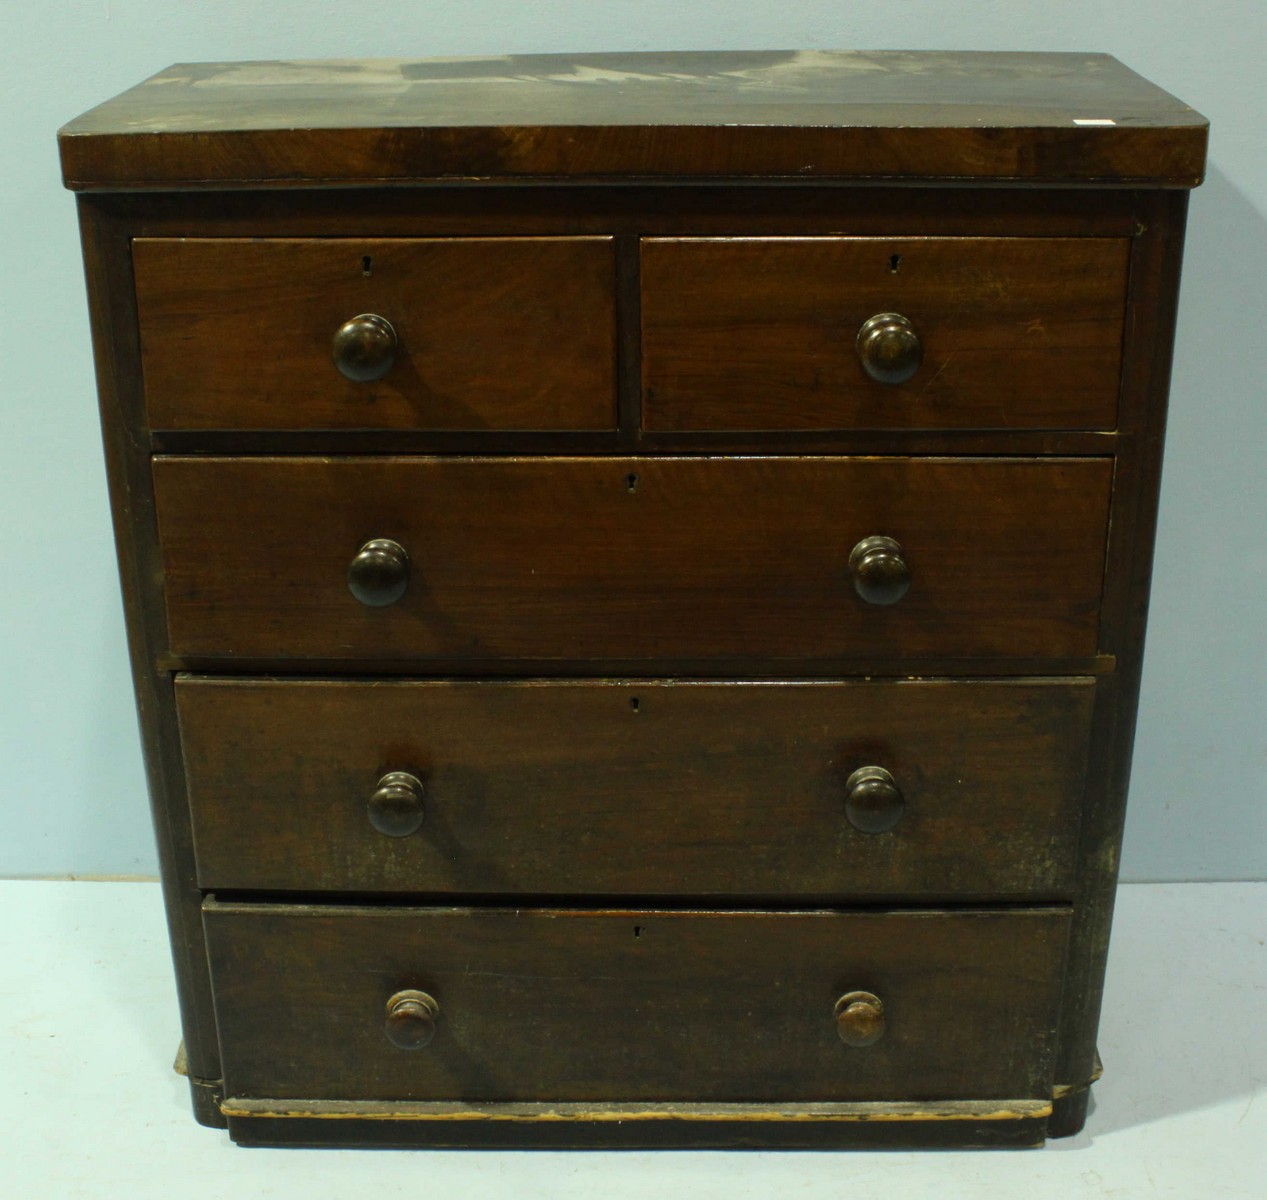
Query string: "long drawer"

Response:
xmin=179 ymin=676 xmax=1093 ymax=899
xmin=641 ymin=236 xmax=1129 ymax=432
xmin=153 ymin=456 xmax=1112 ymax=662
xmin=203 ymin=902 xmax=1071 ymax=1103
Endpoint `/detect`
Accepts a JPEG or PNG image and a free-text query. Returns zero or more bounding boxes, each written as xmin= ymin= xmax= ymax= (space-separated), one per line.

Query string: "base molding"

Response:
xmin=221 ymin=1098 xmax=1053 ymax=1150
xmin=173 ymin=1042 xmax=227 ymax=1129
xmin=1047 ymin=1049 xmax=1105 ymax=1139
xmin=1047 ymin=1085 xmax=1092 ymax=1138
xmin=187 ymin=1041 xmax=1107 ymax=1147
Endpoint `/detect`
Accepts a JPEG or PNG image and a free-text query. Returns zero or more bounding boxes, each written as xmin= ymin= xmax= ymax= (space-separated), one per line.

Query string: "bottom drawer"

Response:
xmin=203 ymin=902 xmax=1070 ymax=1105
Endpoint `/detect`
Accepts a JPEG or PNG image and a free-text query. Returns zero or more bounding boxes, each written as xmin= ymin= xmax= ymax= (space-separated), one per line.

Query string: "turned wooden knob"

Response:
xmin=332 ymin=313 xmax=397 ymax=382
xmin=347 ymin=538 xmax=409 ymax=607
xmin=849 ymin=535 xmax=911 ymax=606
xmin=385 ymin=989 xmax=439 ymax=1049
xmin=368 ymin=771 xmax=425 ymax=837
xmin=856 ymin=312 xmax=922 ymax=384
xmin=845 ymin=766 xmax=905 ymax=834
xmin=835 ymin=991 xmax=886 ymax=1047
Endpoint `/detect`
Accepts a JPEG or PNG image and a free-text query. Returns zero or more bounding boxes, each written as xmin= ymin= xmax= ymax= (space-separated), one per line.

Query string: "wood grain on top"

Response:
xmin=58 ymin=50 xmax=1208 ymax=189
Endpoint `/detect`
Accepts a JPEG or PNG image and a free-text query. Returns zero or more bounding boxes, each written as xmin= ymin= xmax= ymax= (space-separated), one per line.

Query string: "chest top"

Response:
xmin=58 ymin=49 xmax=1207 ymax=190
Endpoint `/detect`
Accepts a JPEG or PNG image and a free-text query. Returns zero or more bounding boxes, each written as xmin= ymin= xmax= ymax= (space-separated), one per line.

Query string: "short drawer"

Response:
xmin=641 ymin=237 xmax=1129 ymax=431
xmin=179 ymin=677 xmax=1093 ymax=900
xmin=133 ymin=237 xmax=617 ymax=431
xmin=203 ymin=902 xmax=1070 ymax=1103
xmin=153 ymin=456 xmax=1112 ymax=662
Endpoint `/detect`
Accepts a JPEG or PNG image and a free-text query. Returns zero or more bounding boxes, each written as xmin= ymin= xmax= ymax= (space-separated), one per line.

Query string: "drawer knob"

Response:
xmin=844 ymin=766 xmax=905 ymax=833
xmin=834 ymin=991 xmax=886 ymax=1047
xmin=385 ymin=989 xmax=439 ymax=1050
xmin=368 ymin=771 xmax=425 ymax=837
xmin=849 ymin=535 xmax=911 ymax=606
xmin=332 ymin=313 xmax=397 ymax=382
xmin=856 ymin=312 xmax=922 ymax=384
xmin=348 ymin=538 xmax=410 ymax=607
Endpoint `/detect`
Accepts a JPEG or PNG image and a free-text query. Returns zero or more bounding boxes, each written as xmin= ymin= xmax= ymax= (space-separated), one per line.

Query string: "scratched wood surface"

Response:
xmin=177 ymin=676 xmax=1093 ymax=899
xmin=202 ymin=901 xmax=1070 ymax=1103
xmin=222 ymin=1107 xmax=1051 ymax=1149
xmin=58 ymin=51 xmax=1207 ymax=189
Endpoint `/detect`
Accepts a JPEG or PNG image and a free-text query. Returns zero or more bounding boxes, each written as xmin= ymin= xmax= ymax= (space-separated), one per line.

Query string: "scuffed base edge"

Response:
xmin=1047 ymin=1049 xmax=1104 ymax=1139
xmin=220 ymin=1099 xmax=1052 ymax=1150
xmin=190 ymin=1075 xmax=229 ymax=1129
xmin=174 ymin=1041 xmax=227 ymax=1129
xmin=1047 ymin=1084 xmax=1092 ymax=1139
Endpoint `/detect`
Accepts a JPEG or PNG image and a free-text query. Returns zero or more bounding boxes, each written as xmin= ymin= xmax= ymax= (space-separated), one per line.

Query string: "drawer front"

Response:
xmin=153 ymin=456 xmax=1112 ymax=661
xmin=642 ymin=237 xmax=1129 ymax=432
xmin=179 ymin=677 xmax=1093 ymax=899
xmin=133 ymin=237 xmax=617 ymax=431
xmin=203 ymin=903 xmax=1070 ymax=1103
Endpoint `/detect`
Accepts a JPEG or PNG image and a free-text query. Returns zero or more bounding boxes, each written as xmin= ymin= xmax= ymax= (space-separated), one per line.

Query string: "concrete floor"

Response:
xmin=2 ymin=879 xmax=1262 ymax=1197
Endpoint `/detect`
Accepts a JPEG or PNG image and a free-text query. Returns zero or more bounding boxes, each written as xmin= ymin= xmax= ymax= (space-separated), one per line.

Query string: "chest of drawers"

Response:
xmin=60 ymin=50 xmax=1207 ymax=1149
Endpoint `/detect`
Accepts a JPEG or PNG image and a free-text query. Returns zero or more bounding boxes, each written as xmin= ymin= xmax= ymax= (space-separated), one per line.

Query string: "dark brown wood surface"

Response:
xmin=61 ymin=48 xmax=1203 ymax=1146
xmin=152 ymin=455 xmax=1112 ymax=662
xmin=1051 ymin=189 xmax=1194 ymax=1108
xmin=642 ymin=238 xmax=1129 ymax=432
xmin=96 ymin=183 xmax=1145 ymax=239
xmin=177 ymin=676 xmax=1094 ymax=899
xmin=73 ymin=198 xmax=226 ymax=1124
xmin=107 ymin=184 xmax=1137 ymax=458
xmin=202 ymin=902 xmax=1070 ymax=1103
xmin=58 ymin=51 xmax=1207 ymax=189
xmin=133 ymin=237 xmax=616 ymax=432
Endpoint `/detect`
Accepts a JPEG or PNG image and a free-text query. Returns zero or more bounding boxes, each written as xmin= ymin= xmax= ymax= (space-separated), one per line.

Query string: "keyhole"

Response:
xmin=888 ymin=254 xmax=902 ymax=274
xmin=626 ymin=473 xmax=639 ymax=493
xmin=361 ymin=255 xmax=373 ymax=276
xmin=629 ymin=696 xmax=640 ymax=712
xmin=633 ymin=926 xmax=645 ymax=938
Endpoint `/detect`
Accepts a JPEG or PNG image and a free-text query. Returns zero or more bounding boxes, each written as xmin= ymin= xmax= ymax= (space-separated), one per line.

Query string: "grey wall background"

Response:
xmin=1 ymin=2 xmax=1263 ymax=879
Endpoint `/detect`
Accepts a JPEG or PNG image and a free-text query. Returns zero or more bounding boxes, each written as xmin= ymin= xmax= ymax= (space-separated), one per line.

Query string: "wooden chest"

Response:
xmin=59 ymin=50 xmax=1207 ymax=1149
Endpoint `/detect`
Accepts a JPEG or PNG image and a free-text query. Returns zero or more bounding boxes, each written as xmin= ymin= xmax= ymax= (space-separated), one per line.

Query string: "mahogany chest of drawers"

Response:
xmin=60 ymin=50 xmax=1207 ymax=1149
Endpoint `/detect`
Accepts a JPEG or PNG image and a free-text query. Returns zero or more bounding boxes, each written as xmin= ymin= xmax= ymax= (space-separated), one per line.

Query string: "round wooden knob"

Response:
xmin=845 ymin=766 xmax=905 ymax=834
xmin=856 ymin=312 xmax=922 ymax=384
xmin=385 ymin=989 xmax=439 ymax=1049
xmin=834 ymin=991 xmax=886 ymax=1047
xmin=368 ymin=771 xmax=425 ymax=837
xmin=347 ymin=538 xmax=409 ymax=607
xmin=332 ymin=313 xmax=397 ymax=382
xmin=849 ymin=535 xmax=911 ymax=606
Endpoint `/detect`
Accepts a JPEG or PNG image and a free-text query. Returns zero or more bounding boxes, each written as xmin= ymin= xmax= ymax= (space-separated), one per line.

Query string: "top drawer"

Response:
xmin=641 ymin=237 xmax=1129 ymax=432
xmin=133 ymin=237 xmax=617 ymax=432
